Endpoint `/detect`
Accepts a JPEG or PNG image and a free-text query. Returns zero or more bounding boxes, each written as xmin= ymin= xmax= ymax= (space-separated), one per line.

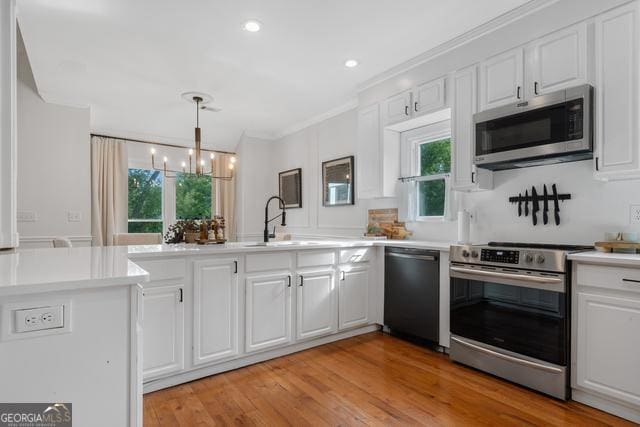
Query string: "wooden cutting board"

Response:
xmin=594 ymin=241 xmax=640 ymax=253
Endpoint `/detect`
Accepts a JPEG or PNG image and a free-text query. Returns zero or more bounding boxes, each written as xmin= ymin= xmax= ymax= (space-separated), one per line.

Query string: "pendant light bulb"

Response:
xmin=150 ymin=148 xmax=156 ymax=155
xmin=210 ymin=153 xmax=215 ymax=160
xmin=230 ymin=156 xmax=237 ymax=164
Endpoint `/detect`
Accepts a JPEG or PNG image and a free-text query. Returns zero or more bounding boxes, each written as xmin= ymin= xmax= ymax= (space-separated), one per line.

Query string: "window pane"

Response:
xmin=176 ymin=173 xmax=212 ymax=220
xmin=418 ymin=179 xmax=446 ymax=217
xmin=420 ymin=138 xmax=451 ymax=175
xmin=128 ymin=168 xmax=162 ymax=234
xmin=128 ymin=221 xmax=163 ymax=233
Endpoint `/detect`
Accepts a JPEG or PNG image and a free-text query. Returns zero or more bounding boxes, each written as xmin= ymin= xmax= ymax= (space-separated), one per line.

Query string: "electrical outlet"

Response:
xmin=631 ymin=205 xmax=640 ymax=226
xmin=67 ymin=211 xmax=82 ymax=222
xmin=14 ymin=306 xmax=64 ymax=333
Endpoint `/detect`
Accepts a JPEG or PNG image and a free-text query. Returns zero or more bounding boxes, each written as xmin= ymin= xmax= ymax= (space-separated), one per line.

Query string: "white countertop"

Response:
xmin=0 ymin=246 xmax=149 ymax=296
xmin=568 ymin=250 xmax=640 ymax=268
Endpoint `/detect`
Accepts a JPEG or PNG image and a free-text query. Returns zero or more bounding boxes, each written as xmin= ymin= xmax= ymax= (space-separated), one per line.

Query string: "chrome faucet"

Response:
xmin=264 ymin=196 xmax=286 ymax=243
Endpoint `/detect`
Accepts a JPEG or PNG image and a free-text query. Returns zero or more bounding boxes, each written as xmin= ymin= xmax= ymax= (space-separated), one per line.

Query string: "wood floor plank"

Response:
xmin=144 ymin=332 xmax=635 ymax=427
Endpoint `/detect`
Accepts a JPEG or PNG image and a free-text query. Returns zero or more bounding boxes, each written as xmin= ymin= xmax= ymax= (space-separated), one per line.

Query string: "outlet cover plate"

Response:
xmin=1 ymin=300 xmax=71 ymax=341
xmin=631 ymin=205 xmax=640 ymax=225
xmin=14 ymin=305 xmax=64 ymax=333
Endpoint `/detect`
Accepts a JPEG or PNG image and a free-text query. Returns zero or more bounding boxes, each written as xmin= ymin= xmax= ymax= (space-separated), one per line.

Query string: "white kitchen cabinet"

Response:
xmin=338 ymin=264 xmax=370 ymax=330
xmin=526 ymin=23 xmax=588 ymax=98
xmin=479 ymin=48 xmax=524 ymax=110
xmin=451 ymin=66 xmax=493 ymax=192
xmin=414 ymin=77 xmax=446 ymax=117
xmin=296 ymin=269 xmax=337 ymax=340
xmin=575 ymin=291 xmax=640 ymax=407
xmin=142 ymin=284 xmax=184 ymax=380
xmin=245 ymin=271 xmax=293 ymax=353
xmin=0 ymin=0 xmax=17 ymax=249
xmin=383 ymin=90 xmax=412 ymax=126
xmin=193 ymin=258 xmax=239 ymax=366
xmin=594 ymin=2 xmax=640 ymax=181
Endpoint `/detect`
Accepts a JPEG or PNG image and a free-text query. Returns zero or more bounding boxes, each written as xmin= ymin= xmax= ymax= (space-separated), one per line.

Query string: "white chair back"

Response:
xmin=52 ymin=237 xmax=73 ymax=248
xmin=112 ymin=233 xmax=163 ymax=246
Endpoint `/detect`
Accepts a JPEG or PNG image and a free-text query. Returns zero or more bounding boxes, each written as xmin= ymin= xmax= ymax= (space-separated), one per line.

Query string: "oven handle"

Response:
xmin=450 ymin=266 xmax=563 ymax=284
xmin=450 ymin=336 xmax=564 ymax=374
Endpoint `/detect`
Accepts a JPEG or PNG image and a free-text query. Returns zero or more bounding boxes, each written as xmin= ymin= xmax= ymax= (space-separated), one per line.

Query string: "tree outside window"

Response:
xmin=176 ymin=173 xmax=212 ymax=220
xmin=128 ymin=168 xmax=163 ymax=233
xmin=418 ymin=138 xmax=451 ymax=218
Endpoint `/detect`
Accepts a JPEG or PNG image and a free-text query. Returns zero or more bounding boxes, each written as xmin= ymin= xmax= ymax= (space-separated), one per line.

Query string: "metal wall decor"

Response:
xmin=322 ymin=156 xmax=355 ymax=207
xmin=509 ymin=184 xmax=571 ymax=226
xmin=279 ymin=168 xmax=302 ymax=209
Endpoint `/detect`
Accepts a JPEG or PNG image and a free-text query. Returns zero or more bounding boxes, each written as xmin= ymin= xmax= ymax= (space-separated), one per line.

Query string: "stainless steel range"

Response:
xmin=449 ymin=242 xmax=592 ymax=400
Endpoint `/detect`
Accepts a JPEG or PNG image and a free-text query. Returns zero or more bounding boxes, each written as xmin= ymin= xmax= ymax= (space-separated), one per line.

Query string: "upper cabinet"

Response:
xmin=479 ymin=48 xmax=525 ymax=111
xmin=383 ymin=77 xmax=447 ymax=126
xmin=0 ymin=0 xmax=17 ymax=249
xmin=451 ymin=66 xmax=493 ymax=192
xmin=479 ymin=22 xmax=589 ymax=111
xmin=594 ymin=2 xmax=640 ymax=181
xmin=383 ymin=90 xmax=413 ymax=126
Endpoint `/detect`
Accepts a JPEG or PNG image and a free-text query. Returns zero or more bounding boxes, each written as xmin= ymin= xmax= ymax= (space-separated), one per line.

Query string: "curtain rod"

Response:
xmin=90 ymin=133 xmax=237 ymax=155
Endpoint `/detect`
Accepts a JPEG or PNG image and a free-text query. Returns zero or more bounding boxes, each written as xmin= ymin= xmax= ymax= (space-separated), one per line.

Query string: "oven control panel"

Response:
xmin=480 ymin=249 xmax=519 ymax=264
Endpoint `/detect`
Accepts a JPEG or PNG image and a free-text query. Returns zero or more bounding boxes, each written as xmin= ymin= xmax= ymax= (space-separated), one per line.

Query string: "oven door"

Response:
xmin=449 ymin=264 xmax=567 ymax=366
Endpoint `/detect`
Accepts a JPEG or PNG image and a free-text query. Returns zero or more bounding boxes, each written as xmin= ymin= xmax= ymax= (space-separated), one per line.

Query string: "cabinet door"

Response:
xmin=245 ymin=272 xmax=292 ymax=353
xmin=383 ymin=90 xmax=412 ymax=126
xmin=479 ymin=48 xmax=524 ymax=110
xmin=142 ymin=284 xmax=184 ymax=380
xmin=527 ymin=23 xmax=588 ymax=98
xmin=357 ymin=104 xmax=381 ymax=199
xmin=594 ymin=3 xmax=640 ymax=179
xmin=193 ymin=258 xmax=239 ymax=366
xmin=451 ymin=66 xmax=493 ymax=192
xmin=414 ymin=77 xmax=446 ymax=116
xmin=575 ymin=291 xmax=640 ymax=406
xmin=338 ymin=264 xmax=370 ymax=330
xmin=296 ymin=269 xmax=337 ymax=340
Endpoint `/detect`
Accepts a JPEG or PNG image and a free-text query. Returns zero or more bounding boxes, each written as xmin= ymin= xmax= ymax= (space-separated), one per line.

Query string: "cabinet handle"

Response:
xmin=622 ymin=278 xmax=640 ymax=284
xmin=299 ymin=275 xmax=304 ymax=286
xmin=471 ymin=171 xmax=476 ymax=184
xmin=516 ymin=86 xmax=521 ymax=99
xmin=595 ymin=157 xmax=599 ymax=171
xmin=234 ymin=260 xmax=238 ymax=274
xmin=179 ymin=288 xmax=183 ymax=303
xmin=287 ymin=275 xmax=292 ymax=287
xmin=404 ymin=105 xmax=409 ymax=116
xmin=534 ymin=81 xmax=539 ymax=95
xmin=414 ymin=102 xmax=418 ymax=112
xmin=340 ymin=271 xmax=345 ymax=281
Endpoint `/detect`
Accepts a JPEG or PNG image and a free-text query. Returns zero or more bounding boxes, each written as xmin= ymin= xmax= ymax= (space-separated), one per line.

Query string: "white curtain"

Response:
xmin=91 ymin=136 xmax=128 ymax=246
xmin=398 ymin=180 xmax=417 ymax=222
xmin=212 ymin=153 xmax=236 ymax=241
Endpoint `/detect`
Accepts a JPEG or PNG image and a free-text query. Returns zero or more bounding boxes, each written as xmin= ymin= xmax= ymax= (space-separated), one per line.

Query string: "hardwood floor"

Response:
xmin=144 ymin=332 xmax=633 ymax=426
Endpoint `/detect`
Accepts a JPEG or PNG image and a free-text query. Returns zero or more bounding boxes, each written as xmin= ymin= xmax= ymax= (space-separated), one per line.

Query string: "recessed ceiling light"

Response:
xmin=243 ymin=20 xmax=262 ymax=32
xmin=344 ymin=59 xmax=359 ymax=68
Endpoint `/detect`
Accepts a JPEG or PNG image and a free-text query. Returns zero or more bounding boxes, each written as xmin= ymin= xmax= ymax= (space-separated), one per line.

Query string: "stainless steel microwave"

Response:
xmin=473 ymin=84 xmax=593 ymax=170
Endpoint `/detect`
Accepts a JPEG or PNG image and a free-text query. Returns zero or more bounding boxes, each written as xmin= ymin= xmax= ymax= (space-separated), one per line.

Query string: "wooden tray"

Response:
xmin=195 ymin=239 xmax=227 ymax=245
xmin=594 ymin=241 xmax=640 ymax=253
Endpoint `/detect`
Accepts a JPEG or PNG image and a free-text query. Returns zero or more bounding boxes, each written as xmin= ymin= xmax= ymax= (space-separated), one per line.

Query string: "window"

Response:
xmin=128 ymin=168 xmax=163 ymax=233
xmin=176 ymin=173 xmax=212 ymax=220
xmin=417 ymin=138 xmax=451 ymax=217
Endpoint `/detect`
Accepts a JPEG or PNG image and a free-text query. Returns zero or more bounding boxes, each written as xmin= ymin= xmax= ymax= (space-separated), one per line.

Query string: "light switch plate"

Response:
xmin=67 ymin=211 xmax=82 ymax=222
xmin=14 ymin=305 xmax=64 ymax=333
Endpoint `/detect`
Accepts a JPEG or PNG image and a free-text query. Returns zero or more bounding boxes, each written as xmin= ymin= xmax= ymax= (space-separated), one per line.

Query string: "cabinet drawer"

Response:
xmin=576 ymin=264 xmax=640 ymax=294
xmin=297 ymin=250 xmax=336 ymax=268
xmin=245 ymin=252 xmax=292 ymax=272
xmin=135 ymin=258 xmax=186 ymax=282
xmin=339 ymin=247 xmax=374 ymax=264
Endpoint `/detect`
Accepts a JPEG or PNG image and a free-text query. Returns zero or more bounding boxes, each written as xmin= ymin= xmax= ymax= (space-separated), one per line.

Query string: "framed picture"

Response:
xmin=322 ymin=156 xmax=355 ymax=207
xmin=278 ymin=168 xmax=302 ymax=209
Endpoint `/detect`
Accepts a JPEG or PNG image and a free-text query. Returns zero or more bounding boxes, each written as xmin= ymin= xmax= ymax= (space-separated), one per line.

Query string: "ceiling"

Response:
xmin=18 ymin=0 xmax=530 ymax=151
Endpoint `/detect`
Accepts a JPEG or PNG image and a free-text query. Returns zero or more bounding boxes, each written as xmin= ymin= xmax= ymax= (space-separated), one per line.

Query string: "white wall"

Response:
xmin=16 ymin=30 xmax=91 ymax=247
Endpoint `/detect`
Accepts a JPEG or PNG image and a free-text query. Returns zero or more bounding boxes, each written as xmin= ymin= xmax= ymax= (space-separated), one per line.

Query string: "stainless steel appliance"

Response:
xmin=474 ymin=84 xmax=593 ymax=170
xmin=384 ymin=247 xmax=439 ymax=343
xmin=449 ymin=242 xmax=592 ymax=400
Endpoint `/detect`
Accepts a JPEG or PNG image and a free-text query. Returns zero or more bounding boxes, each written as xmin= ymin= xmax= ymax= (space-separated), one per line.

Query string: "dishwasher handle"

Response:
xmin=386 ymin=252 xmax=437 ymax=262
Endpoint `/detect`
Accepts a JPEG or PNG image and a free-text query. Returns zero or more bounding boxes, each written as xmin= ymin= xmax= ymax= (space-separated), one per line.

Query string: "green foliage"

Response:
xmin=418 ymin=138 xmax=451 ymax=217
xmin=128 ymin=221 xmax=163 ymax=233
xmin=176 ymin=173 xmax=212 ymax=220
xmin=418 ymin=180 xmax=446 ymax=217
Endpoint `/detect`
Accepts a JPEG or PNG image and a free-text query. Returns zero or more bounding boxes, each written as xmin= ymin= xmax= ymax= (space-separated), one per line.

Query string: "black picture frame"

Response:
xmin=322 ymin=156 xmax=355 ymax=207
xmin=278 ymin=168 xmax=302 ymax=209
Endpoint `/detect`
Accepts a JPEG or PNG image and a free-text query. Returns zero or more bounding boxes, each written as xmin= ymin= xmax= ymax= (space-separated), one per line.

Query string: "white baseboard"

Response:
xmin=143 ymin=324 xmax=380 ymax=394
xmin=19 ymin=235 xmax=93 ymax=248
xmin=572 ymin=389 xmax=640 ymax=423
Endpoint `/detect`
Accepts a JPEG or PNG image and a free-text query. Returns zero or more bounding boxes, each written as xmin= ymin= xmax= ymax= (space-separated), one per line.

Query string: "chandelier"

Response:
xmin=150 ymin=94 xmax=236 ymax=180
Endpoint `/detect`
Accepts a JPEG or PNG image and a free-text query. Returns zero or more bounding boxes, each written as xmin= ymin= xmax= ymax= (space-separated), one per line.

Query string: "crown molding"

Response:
xmin=357 ymin=0 xmax=560 ymax=92
xmin=273 ymin=98 xmax=358 ymax=141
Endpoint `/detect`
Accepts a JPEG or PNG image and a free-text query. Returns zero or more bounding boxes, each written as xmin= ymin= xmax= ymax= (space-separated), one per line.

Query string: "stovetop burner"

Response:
xmin=487 ymin=242 xmax=594 ymax=252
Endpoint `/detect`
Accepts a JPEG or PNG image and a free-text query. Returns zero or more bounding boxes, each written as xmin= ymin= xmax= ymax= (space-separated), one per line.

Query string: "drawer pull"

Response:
xmin=622 ymin=278 xmax=640 ymax=284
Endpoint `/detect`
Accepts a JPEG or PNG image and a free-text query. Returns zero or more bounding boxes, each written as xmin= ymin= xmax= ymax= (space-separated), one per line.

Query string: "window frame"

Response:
xmin=402 ymin=120 xmax=452 ymax=221
xmin=127 ymin=167 xmax=165 ymax=233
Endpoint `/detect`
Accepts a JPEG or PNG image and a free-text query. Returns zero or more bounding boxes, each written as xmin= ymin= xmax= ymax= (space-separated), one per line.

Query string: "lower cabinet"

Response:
xmin=575 ymin=290 xmax=640 ymax=407
xmin=245 ymin=272 xmax=293 ymax=353
xmin=193 ymin=258 xmax=240 ymax=366
xmin=296 ymin=269 xmax=337 ymax=340
xmin=338 ymin=264 xmax=370 ymax=330
xmin=142 ymin=284 xmax=184 ymax=380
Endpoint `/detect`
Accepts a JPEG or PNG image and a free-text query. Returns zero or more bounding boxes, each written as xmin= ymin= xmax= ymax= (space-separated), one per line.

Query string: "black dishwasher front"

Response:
xmin=384 ymin=247 xmax=439 ymax=343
